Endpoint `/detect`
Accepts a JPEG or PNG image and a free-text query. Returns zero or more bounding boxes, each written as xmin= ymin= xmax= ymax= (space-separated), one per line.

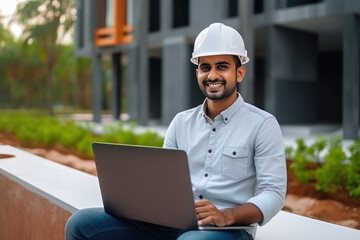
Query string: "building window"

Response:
xmin=149 ymin=0 xmax=160 ymax=32
xmin=105 ymin=0 xmax=114 ymax=27
xmin=289 ymin=0 xmax=323 ymax=7
xmin=280 ymin=0 xmax=323 ymax=8
xmin=173 ymin=0 xmax=189 ymax=28
xmin=254 ymin=0 xmax=264 ymax=14
xmin=227 ymin=0 xmax=238 ymax=17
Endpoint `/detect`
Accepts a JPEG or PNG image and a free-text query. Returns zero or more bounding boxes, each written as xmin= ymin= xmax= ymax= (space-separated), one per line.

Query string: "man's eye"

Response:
xmin=218 ymin=65 xmax=228 ymax=70
xmin=200 ymin=66 xmax=210 ymax=71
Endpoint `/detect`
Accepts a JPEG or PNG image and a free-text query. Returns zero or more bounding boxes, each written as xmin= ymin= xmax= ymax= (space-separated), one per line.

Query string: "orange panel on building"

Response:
xmin=95 ymin=0 xmax=133 ymax=47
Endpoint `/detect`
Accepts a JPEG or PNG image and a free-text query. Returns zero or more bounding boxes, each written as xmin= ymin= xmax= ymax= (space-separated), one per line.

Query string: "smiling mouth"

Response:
xmin=205 ymin=80 xmax=225 ymax=86
xmin=205 ymin=81 xmax=225 ymax=91
xmin=207 ymin=83 xmax=223 ymax=87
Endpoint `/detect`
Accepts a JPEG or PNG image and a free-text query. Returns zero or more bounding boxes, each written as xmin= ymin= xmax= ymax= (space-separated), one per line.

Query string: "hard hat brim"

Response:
xmin=190 ymin=53 xmax=250 ymax=65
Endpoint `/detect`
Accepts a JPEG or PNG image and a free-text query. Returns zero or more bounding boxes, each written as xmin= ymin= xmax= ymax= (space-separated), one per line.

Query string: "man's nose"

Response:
xmin=207 ymin=69 xmax=219 ymax=80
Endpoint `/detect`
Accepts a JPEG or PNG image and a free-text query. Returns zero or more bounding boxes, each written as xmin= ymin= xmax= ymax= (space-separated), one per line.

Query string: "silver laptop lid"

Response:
xmin=92 ymin=142 xmax=198 ymax=230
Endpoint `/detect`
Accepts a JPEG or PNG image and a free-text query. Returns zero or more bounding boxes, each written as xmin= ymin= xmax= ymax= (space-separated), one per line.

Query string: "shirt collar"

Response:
xmin=202 ymin=93 xmax=244 ymax=124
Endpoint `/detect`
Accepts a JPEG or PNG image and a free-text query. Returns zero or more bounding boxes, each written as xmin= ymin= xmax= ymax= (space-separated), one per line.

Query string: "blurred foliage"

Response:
xmin=315 ymin=142 xmax=346 ymax=193
xmin=288 ymin=136 xmax=360 ymax=198
xmin=0 ymin=1 xmax=120 ymax=113
xmin=10 ymin=0 xmax=76 ymax=115
xmin=0 ymin=15 xmax=14 ymax=45
xmin=0 ymin=40 xmax=96 ymax=110
xmin=346 ymin=140 xmax=360 ymax=197
xmin=0 ymin=0 xmax=132 ymax=117
xmin=0 ymin=114 xmax=164 ymax=158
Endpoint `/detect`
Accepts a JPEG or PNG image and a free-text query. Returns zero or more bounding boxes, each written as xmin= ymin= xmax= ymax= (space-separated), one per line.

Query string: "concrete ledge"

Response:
xmin=0 ymin=145 xmax=102 ymax=212
xmin=256 ymin=211 xmax=360 ymax=240
xmin=0 ymin=145 xmax=102 ymax=240
xmin=0 ymin=172 xmax=72 ymax=240
xmin=0 ymin=145 xmax=359 ymax=239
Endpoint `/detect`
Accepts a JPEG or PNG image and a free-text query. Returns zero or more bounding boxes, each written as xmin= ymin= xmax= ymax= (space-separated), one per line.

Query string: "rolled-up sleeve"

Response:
xmin=247 ymin=116 xmax=287 ymax=225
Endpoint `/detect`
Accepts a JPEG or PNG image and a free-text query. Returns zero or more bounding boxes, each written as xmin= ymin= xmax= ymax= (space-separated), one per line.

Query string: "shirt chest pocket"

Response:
xmin=221 ymin=147 xmax=249 ymax=180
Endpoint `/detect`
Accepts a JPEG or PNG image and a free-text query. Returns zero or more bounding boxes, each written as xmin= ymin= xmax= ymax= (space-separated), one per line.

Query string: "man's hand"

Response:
xmin=195 ymin=200 xmax=264 ymax=227
xmin=195 ymin=199 xmax=233 ymax=227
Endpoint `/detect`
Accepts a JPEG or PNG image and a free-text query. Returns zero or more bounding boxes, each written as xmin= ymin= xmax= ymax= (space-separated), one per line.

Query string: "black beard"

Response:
xmin=200 ymin=78 xmax=237 ymax=101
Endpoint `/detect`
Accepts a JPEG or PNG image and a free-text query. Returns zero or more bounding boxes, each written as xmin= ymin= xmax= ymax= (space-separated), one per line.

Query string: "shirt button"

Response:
xmin=233 ymin=151 xmax=236 ymax=155
xmin=205 ymin=173 xmax=208 ymax=177
xmin=225 ymin=118 xmax=228 ymax=121
xmin=208 ymin=149 xmax=212 ymax=153
xmin=199 ymin=195 xmax=203 ymax=199
xmin=212 ymin=128 xmax=216 ymax=132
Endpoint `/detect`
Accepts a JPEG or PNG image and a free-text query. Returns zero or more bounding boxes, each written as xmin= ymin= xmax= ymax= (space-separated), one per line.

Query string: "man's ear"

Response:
xmin=237 ymin=66 xmax=246 ymax=83
xmin=196 ymin=68 xmax=199 ymax=78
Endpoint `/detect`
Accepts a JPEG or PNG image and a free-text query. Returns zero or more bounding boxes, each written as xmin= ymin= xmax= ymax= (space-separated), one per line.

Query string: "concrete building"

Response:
xmin=75 ymin=0 xmax=360 ymax=139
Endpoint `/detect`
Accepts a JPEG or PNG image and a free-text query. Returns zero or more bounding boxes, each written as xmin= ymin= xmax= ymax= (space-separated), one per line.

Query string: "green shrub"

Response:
xmin=75 ymin=132 xmax=96 ymax=157
xmin=0 ymin=113 xmax=165 ymax=158
xmin=289 ymin=138 xmax=315 ymax=183
xmin=285 ymin=146 xmax=294 ymax=159
xmin=346 ymin=140 xmax=360 ymax=197
xmin=290 ymin=152 xmax=314 ymax=183
xmin=315 ymin=145 xmax=346 ymax=193
xmin=288 ymin=135 xmax=360 ymax=198
xmin=60 ymin=120 xmax=91 ymax=148
xmin=136 ymin=131 xmax=164 ymax=147
xmin=306 ymin=135 xmax=327 ymax=164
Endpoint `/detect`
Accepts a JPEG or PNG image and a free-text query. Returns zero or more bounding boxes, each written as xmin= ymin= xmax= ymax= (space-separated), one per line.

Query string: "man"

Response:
xmin=65 ymin=23 xmax=286 ymax=240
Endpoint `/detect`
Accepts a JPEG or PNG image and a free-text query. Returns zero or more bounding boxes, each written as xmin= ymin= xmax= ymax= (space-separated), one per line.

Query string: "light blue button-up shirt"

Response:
xmin=163 ymin=93 xmax=286 ymax=237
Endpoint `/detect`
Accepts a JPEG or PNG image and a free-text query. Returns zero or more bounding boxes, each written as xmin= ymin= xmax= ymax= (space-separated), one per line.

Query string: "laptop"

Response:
xmin=92 ymin=142 xmax=253 ymax=231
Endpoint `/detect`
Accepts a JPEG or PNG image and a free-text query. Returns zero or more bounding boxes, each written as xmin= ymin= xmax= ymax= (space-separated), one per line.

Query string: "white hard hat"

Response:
xmin=190 ymin=23 xmax=250 ymax=65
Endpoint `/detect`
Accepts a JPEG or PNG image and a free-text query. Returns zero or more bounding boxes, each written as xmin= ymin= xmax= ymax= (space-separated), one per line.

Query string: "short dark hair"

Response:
xmin=232 ymin=56 xmax=242 ymax=69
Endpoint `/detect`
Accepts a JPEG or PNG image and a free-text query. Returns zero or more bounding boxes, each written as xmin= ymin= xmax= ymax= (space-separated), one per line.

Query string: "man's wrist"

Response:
xmin=222 ymin=209 xmax=235 ymax=226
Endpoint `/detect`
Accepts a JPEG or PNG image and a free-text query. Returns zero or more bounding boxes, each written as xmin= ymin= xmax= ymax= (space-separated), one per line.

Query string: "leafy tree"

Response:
xmin=0 ymin=39 xmax=49 ymax=109
xmin=0 ymin=16 xmax=14 ymax=46
xmin=22 ymin=42 xmax=48 ymax=108
xmin=0 ymin=18 xmax=16 ymax=108
xmin=11 ymin=0 xmax=76 ymax=115
xmin=75 ymin=57 xmax=93 ymax=109
xmin=0 ymin=41 xmax=23 ymax=108
xmin=54 ymin=44 xmax=76 ymax=108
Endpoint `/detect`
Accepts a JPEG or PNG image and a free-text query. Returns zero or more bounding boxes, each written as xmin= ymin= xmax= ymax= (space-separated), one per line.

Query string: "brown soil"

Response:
xmin=0 ymin=132 xmax=359 ymax=229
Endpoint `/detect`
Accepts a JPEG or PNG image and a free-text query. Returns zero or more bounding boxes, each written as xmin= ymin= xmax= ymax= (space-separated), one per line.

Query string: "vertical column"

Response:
xmin=92 ymin=52 xmax=102 ymax=123
xmin=239 ymin=0 xmax=254 ymax=104
xmin=265 ymin=26 xmax=318 ymax=123
xmin=128 ymin=45 xmax=140 ymax=120
xmin=190 ymin=0 xmax=224 ymax=29
xmin=264 ymin=0 xmax=277 ymax=18
xmin=138 ymin=0 xmax=149 ymax=125
xmin=160 ymin=0 xmax=171 ymax=33
xmin=111 ymin=52 xmax=122 ymax=120
xmin=128 ymin=0 xmax=149 ymax=125
xmin=162 ymin=36 xmax=191 ymax=125
xmin=343 ymin=14 xmax=360 ymax=139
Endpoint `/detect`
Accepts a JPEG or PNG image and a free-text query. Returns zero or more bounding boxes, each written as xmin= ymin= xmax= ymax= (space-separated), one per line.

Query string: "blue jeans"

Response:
xmin=65 ymin=208 xmax=253 ymax=240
